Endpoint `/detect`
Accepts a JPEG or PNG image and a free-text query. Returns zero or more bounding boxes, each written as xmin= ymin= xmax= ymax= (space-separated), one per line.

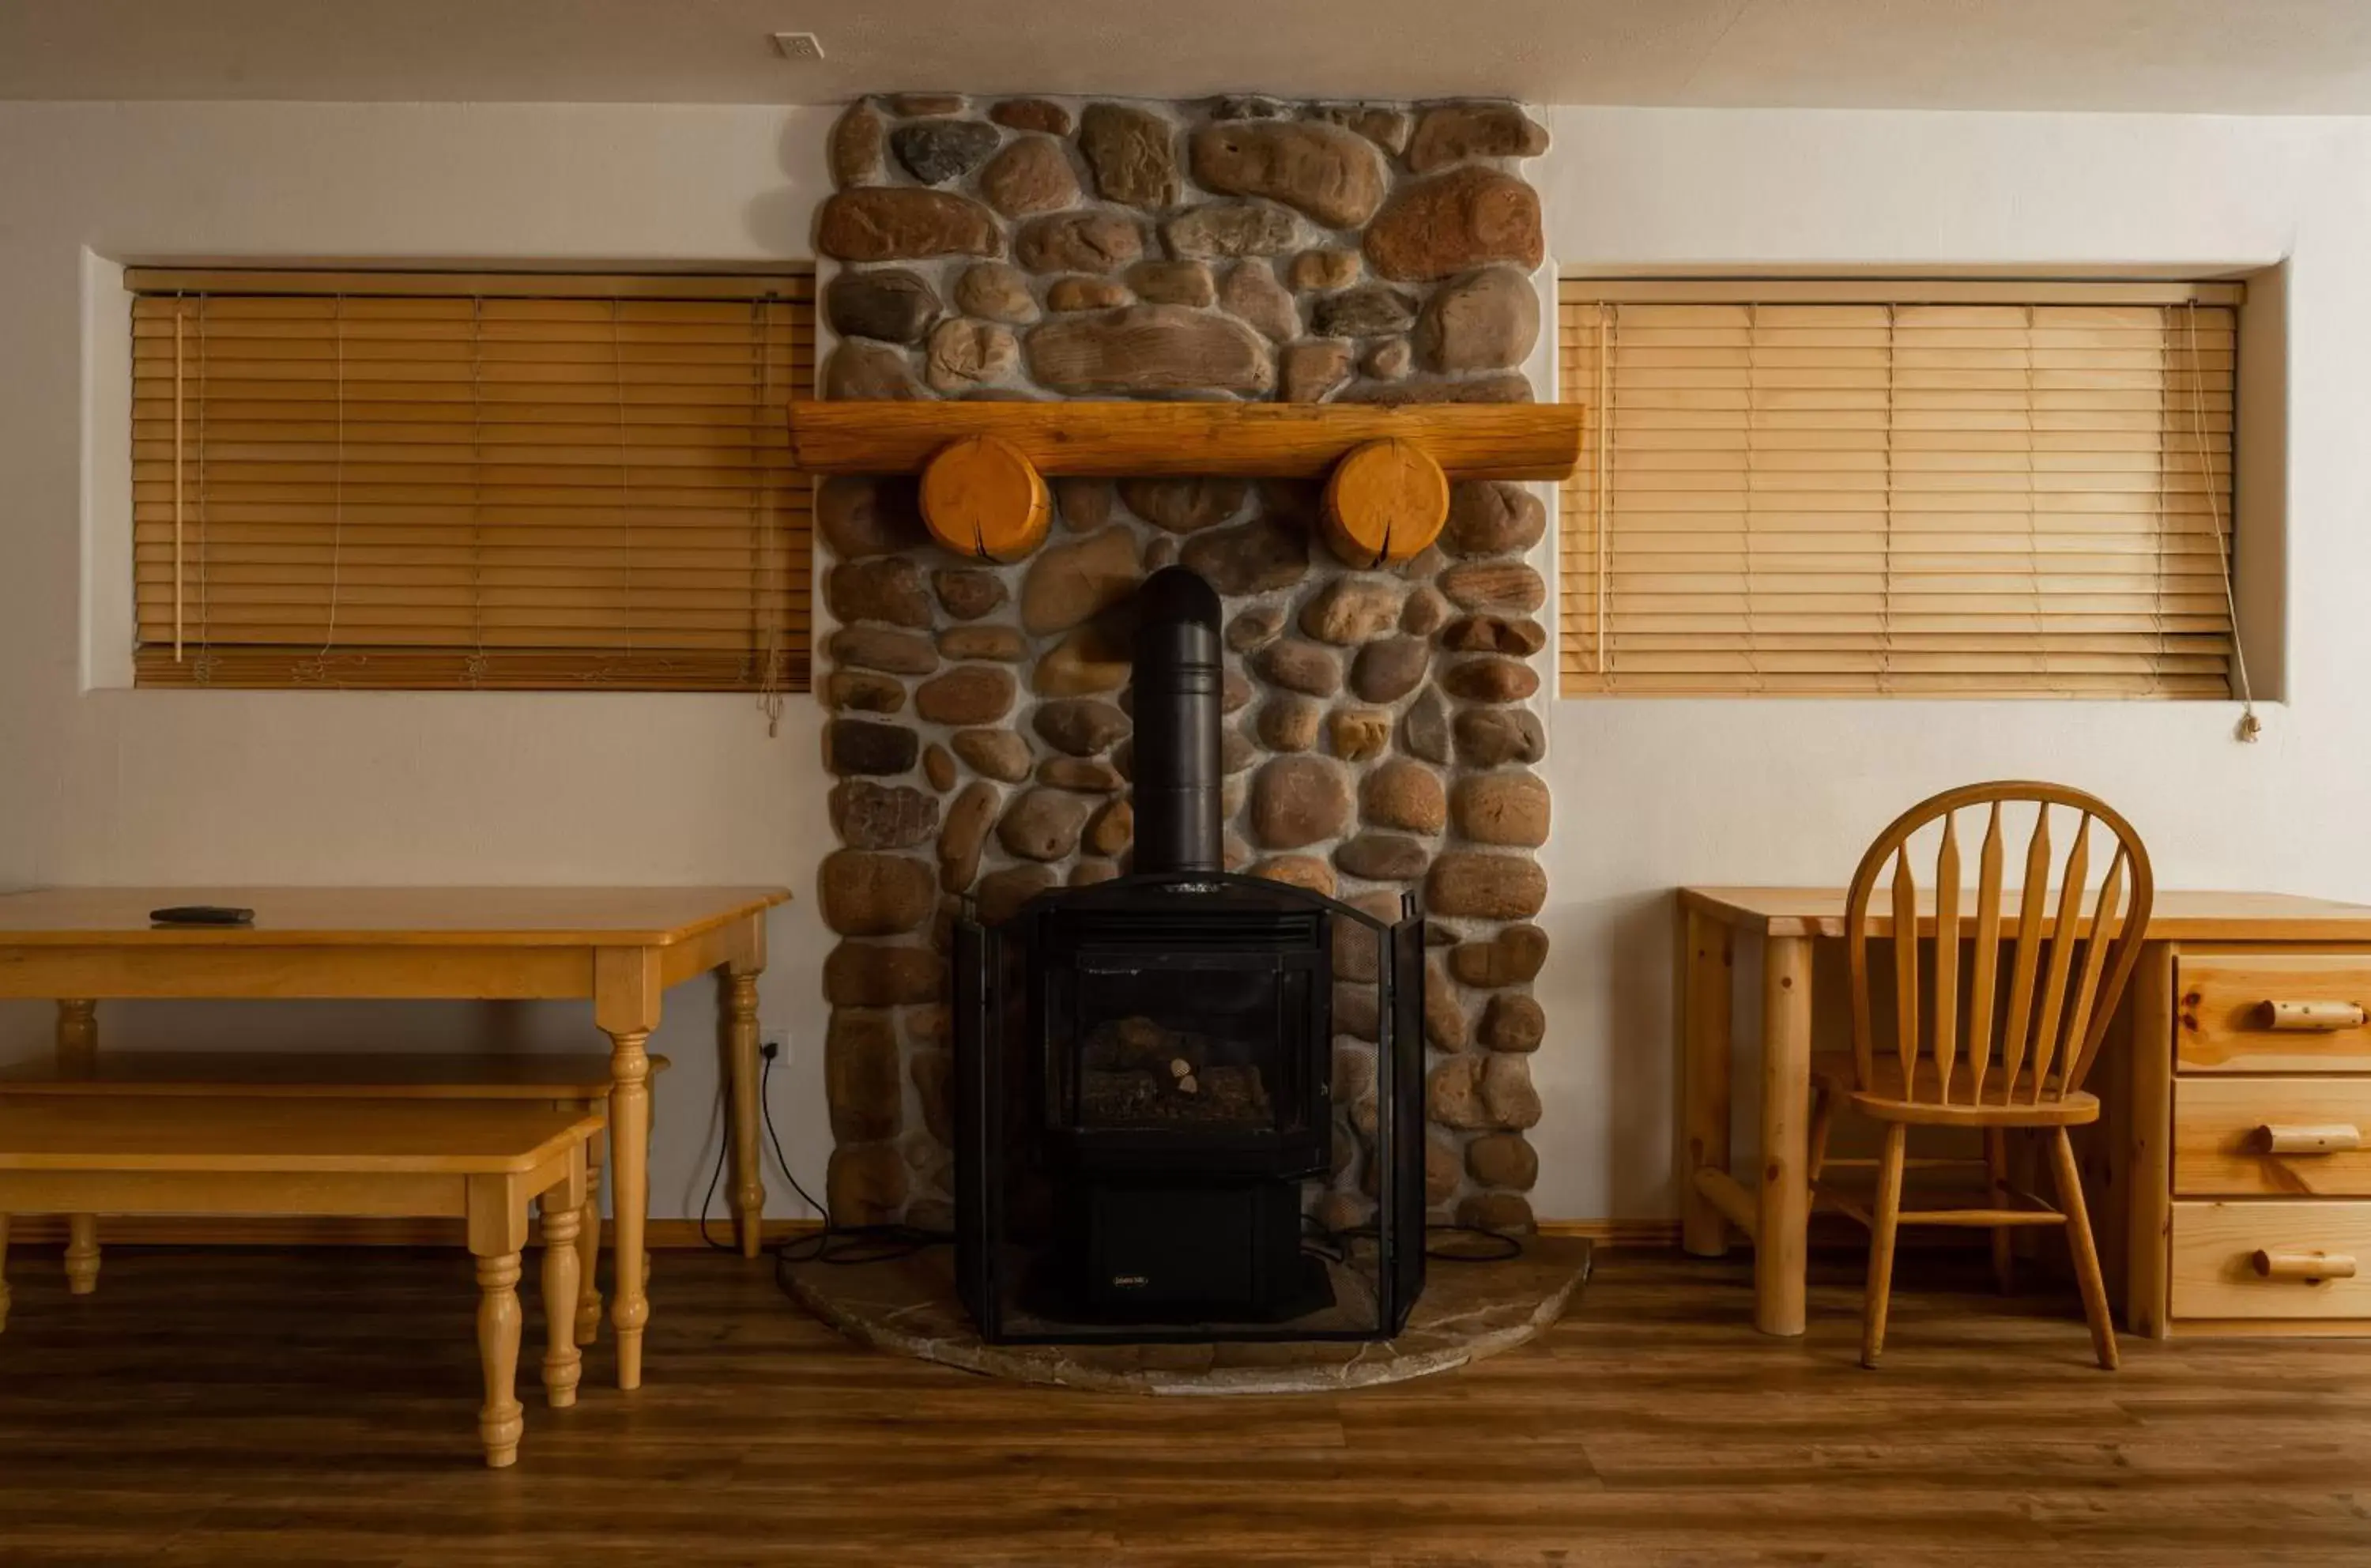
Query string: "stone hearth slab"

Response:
xmin=782 ymin=1234 xmax=1590 ymax=1395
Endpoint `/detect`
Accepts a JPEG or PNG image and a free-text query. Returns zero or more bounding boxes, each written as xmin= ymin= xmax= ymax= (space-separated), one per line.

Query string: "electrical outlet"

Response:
xmin=761 ymin=1035 xmax=784 ymax=1062
xmin=771 ymin=32 xmax=824 ymax=62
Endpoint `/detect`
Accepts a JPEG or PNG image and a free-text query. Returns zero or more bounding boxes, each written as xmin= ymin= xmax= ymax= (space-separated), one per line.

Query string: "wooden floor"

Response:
xmin=4 ymin=1245 xmax=2369 ymax=1566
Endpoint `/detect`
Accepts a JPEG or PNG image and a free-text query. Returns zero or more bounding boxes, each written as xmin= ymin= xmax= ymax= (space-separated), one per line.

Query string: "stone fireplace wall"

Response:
xmin=810 ymin=92 xmax=1554 ymax=1235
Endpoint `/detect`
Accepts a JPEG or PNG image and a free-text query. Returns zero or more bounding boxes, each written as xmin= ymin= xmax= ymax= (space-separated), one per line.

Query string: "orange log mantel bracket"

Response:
xmin=785 ymin=400 xmax=1585 ymax=567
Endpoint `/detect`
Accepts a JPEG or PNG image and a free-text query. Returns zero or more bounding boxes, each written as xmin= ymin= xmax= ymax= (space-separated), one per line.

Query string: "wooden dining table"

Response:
xmin=0 ymin=885 xmax=787 ymax=1389
xmin=1676 ymin=886 xmax=2371 ymax=1337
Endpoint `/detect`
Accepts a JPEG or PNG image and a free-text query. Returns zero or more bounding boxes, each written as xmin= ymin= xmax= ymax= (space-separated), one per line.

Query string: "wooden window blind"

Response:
xmin=1558 ymin=280 xmax=2242 ymax=696
xmin=128 ymin=269 xmax=813 ymax=692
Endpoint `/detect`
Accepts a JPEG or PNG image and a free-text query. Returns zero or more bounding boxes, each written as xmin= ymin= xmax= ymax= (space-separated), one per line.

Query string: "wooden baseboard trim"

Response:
xmin=1534 ymin=1219 xmax=1682 ymax=1248
xmin=3 ymin=1216 xmax=824 ymax=1250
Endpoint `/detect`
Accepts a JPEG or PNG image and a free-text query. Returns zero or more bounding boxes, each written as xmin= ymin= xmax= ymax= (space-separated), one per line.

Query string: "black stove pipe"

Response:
xmin=1129 ymin=565 xmax=1225 ymax=875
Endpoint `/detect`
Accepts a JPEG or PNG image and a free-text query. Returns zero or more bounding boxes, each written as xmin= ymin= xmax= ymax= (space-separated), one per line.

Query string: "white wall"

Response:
xmin=1 ymin=101 xmax=2365 ymax=1224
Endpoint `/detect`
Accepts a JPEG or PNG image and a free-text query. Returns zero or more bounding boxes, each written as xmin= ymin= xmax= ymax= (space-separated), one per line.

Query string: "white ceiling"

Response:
xmin=3 ymin=0 xmax=2370 ymax=114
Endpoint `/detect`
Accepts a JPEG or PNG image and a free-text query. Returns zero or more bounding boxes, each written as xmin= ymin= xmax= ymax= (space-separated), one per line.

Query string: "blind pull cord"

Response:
xmin=2188 ymin=299 xmax=2260 ymax=742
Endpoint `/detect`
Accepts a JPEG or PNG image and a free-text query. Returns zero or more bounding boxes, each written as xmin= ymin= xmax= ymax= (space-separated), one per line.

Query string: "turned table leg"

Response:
xmin=604 ymin=1025 xmax=653 ymax=1390
xmin=474 ymin=1250 xmax=526 ymax=1468
xmin=56 ymin=1001 xmax=100 ymax=1296
xmin=575 ymin=1129 xmax=605 ymax=1347
xmin=1678 ymin=908 xmax=1736 ymax=1257
xmin=1755 ymin=935 xmax=1815 ymax=1337
xmin=539 ymin=1200 xmax=583 ymax=1409
xmin=727 ymin=971 xmax=765 ymax=1259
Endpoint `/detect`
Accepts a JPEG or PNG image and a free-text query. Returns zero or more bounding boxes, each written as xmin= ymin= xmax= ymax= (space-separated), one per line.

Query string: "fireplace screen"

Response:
xmin=1061 ymin=954 xmax=1310 ymax=1139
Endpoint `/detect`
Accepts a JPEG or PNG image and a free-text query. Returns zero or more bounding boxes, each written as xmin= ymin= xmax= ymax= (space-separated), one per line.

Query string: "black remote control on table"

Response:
xmin=149 ymin=905 xmax=255 ymax=926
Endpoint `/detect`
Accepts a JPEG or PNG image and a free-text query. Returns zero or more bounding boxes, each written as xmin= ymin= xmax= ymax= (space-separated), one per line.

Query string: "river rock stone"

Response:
xmin=831 ymin=781 xmax=939 ymax=850
xmin=1438 ymin=616 xmax=1544 ymax=657
xmin=817 ymin=476 xmax=927 ymax=559
xmin=1427 ymin=1056 xmax=1489 ymax=1129
xmin=1443 ymin=481 xmax=1547 ymax=558
xmin=1442 ymin=655 xmax=1540 ymax=703
xmin=888 ymin=92 xmax=965 ymax=116
xmin=825 ymin=718 xmax=920 ymax=777
xmin=1035 ymin=620 xmax=1130 ymax=695
xmin=1047 ymin=275 xmax=1131 ymax=311
xmin=827 ymin=557 xmax=931 ymax=628
xmin=826 ymin=1009 xmax=902 ymax=1141
xmin=1084 ymin=798 xmax=1133 ymax=857
xmin=823 ymin=340 xmax=924 ymax=401
xmin=1079 ymin=102 xmax=1180 ymax=208
xmin=1070 ymin=858 xmax=1120 ymax=887
xmin=1280 ymin=340 xmax=1352 ymax=403
xmin=1016 ymin=211 xmax=1144 ymax=273
xmin=820 ymin=850 xmax=936 ymax=935
xmin=1313 ymin=283 xmax=1418 ymax=337
xmin=952 ymin=727 xmax=1031 ymax=782
xmin=825 ymin=268 xmax=939 ymax=344
xmin=1400 ymin=687 xmax=1451 ymax=764
xmin=1460 ymin=1192 xmax=1535 ymax=1233
xmin=978 ymin=135 xmax=1080 ymax=217
xmin=1164 ymin=202 xmax=1299 ymax=259
xmin=1288 ymin=248 xmax=1362 ymax=291
xmin=1480 ymin=992 xmax=1547 ymax=1054
xmin=1033 ymin=699 xmax=1129 ymax=756
xmin=831 ymin=625 xmax=937 ymax=677
xmin=1341 ymin=373 xmax=1532 ymax=405
xmin=1465 ymin=1131 xmax=1539 ymax=1191
xmin=1038 ymin=756 xmax=1123 ymax=791
xmin=974 ymin=863 xmax=1057 ymax=925
xmin=1125 ymin=259 xmax=1215 ymax=307
xmin=1250 ymin=854 xmax=1335 ymax=899
xmin=1300 ymin=576 xmax=1404 ymax=644
xmin=1415 ymin=266 xmax=1540 ymax=372
xmin=1329 ymin=708 xmax=1392 ymax=762
xmin=1256 ymin=695 xmax=1322 ymax=752
xmin=1455 ymin=771 xmax=1551 ymax=847
xmin=1427 ymin=852 xmax=1547 ymax=920
xmin=1365 ymin=166 xmax=1544 ymax=282
xmin=1249 ymin=754 xmax=1351 ymax=848
xmin=1453 ymin=707 xmax=1547 ymax=767
xmin=1313 ymin=103 xmax=1414 ymax=155
xmin=1334 ymin=831 xmax=1430 ymax=881
xmin=1482 ymin=1051 xmax=1543 ymax=1129
xmin=824 ymin=942 xmax=944 ymax=1008
xmin=914 ymin=665 xmax=1016 ymax=726
xmin=1400 ymin=585 xmax=1449 ymax=636
xmin=1349 ymin=635 xmax=1429 ymax=703
xmin=818 ymin=188 xmax=1003 ymax=262
xmin=1219 ymin=260 xmax=1299 ymax=344
xmin=1042 ymin=480 xmax=1106 ymax=533
xmin=937 ymin=625 xmax=1026 ymax=662
xmin=1180 ymin=514 xmax=1309 ymax=595
xmin=1027 ymin=305 xmax=1274 ymax=395
xmin=1407 ymin=103 xmax=1550 ymax=173
xmin=922 ymin=743 xmax=956 ymax=792
xmin=990 ymin=98 xmax=1072 ymax=135
xmin=925 ymin=317 xmax=1018 ymax=392
xmin=830 ymin=101 xmax=887 ymax=187
xmin=1119 ymin=477 xmax=1247 ymax=533
xmin=1362 ymin=758 xmax=1446 ymax=834
xmin=1450 ymin=924 xmax=1549 ymax=986
xmin=952 ymin=262 xmax=1038 ymax=324
xmin=937 ymin=781 xmax=999 ymax=892
xmin=997 ymin=787 xmax=1090 ymax=861
xmin=1426 ymin=959 xmax=1468 ymax=1051
xmin=1253 ymin=638 xmax=1342 ymax=697
xmin=827 ymin=1142 xmax=907 ymax=1227
xmin=1020 ymin=526 xmax=1139 ymax=635
xmin=1190 ymin=120 xmax=1386 ymax=227
xmin=1364 ymin=337 xmax=1412 ymax=379
xmin=1336 ymin=989 xmax=1380 ymax=1046
xmin=825 ymin=670 xmax=906 ymax=714
xmin=890 ymin=119 xmax=999 ymax=184
xmin=1441 ymin=560 xmax=1547 ymax=613
xmin=1226 ymin=605 xmax=1286 ymax=652
xmin=930 ymin=568 xmax=1005 ymax=622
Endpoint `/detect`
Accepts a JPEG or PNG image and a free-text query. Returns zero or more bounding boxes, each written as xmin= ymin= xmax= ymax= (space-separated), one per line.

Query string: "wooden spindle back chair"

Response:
xmin=1812 ymin=781 xmax=2154 ymax=1369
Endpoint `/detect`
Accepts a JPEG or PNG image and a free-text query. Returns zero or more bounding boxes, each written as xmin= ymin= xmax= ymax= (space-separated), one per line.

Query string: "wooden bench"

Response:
xmin=0 ymin=1051 xmax=664 ymax=1348
xmin=0 ymin=1096 xmax=602 ymax=1467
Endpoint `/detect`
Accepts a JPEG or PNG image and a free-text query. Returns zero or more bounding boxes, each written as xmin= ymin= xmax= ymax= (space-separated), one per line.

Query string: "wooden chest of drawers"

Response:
xmin=2129 ymin=943 xmax=2371 ymax=1336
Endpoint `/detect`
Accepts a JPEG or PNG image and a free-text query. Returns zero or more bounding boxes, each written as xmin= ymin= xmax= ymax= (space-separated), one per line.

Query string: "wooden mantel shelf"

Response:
xmin=786 ymin=399 xmax=1585 ymax=564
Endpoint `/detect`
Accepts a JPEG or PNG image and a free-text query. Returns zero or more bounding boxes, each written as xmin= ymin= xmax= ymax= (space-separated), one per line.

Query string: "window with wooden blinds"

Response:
xmin=1558 ymin=280 xmax=2242 ymax=697
xmin=128 ymin=269 xmax=813 ymax=692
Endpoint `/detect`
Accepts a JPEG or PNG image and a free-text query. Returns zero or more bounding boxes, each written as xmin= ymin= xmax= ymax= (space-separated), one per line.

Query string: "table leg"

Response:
xmin=56 ymin=1001 xmax=100 ymax=1296
xmin=2126 ymin=941 xmax=2176 ymax=1340
xmin=1755 ymin=934 xmax=1814 ymax=1336
xmin=473 ymin=1250 xmax=525 ymax=1468
xmin=538 ymin=1198 xmax=582 ymax=1409
xmin=575 ymin=1129 xmax=605 ymax=1347
xmin=1679 ymin=908 xmax=1736 ymax=1257
xmin=596 ymin=947 xmax=662 ymax=1392
xmin=726 ymin=971 xmax=764 ymax=1259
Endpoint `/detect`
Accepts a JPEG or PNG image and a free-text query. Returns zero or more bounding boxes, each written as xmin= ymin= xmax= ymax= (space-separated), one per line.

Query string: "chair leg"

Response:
xmin=575 ymin=1129 xmax=605 ymax=1348
xmin=1861 ymin=1121 xmax=1908 ymax=1369
xmin=538 ymin=1200 xmax=583 ymax=1410
xmin=1807 ymin=1085 xmax=1837 ymax=1187
xmin=2048 ymin=1126 xmax=2120 ymax=1371
xmin=64 ymin=1216 xmax=99 ymax=1296
xmin=474 ymin=1250 xmax=526 ymax=1468
xmin=1985 ymin=1128 xmax=2015 ymax=1295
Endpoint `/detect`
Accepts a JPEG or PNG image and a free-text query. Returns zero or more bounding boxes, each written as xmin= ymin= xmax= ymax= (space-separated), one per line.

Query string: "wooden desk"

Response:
xmin=1676 ymin=887 xmax=2371 ymax=1337
xmin=0 ymin=886 xmax=787 ymax=1389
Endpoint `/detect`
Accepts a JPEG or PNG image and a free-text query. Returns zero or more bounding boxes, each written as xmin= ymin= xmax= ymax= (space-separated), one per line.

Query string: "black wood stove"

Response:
xmin=953 ymin=566 xmax=1426 ymax=1344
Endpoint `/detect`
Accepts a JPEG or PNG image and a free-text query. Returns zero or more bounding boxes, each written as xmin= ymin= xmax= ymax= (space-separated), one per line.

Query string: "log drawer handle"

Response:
xmin=2258 ymin=1000 xmax=2369 ymax=1031
xmin=2252 ymin=1249 xmax=2359 ymax=1283
xmin=2255 ymin=1123 xmax=2365 ymax=1155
